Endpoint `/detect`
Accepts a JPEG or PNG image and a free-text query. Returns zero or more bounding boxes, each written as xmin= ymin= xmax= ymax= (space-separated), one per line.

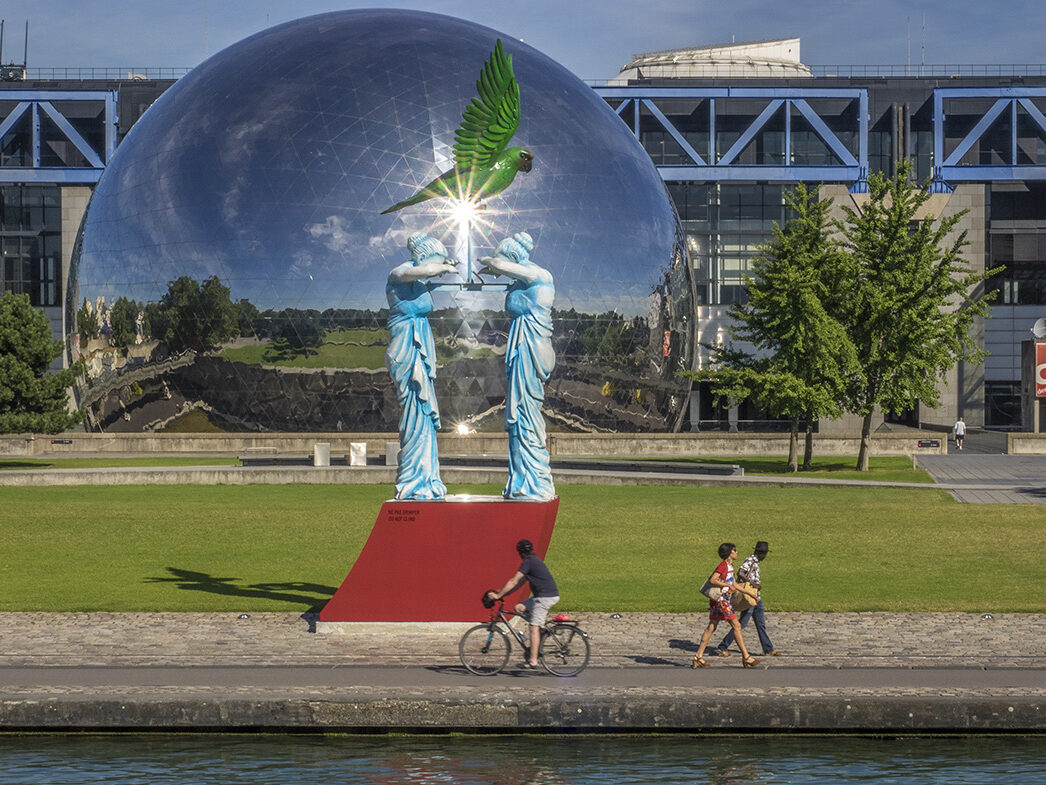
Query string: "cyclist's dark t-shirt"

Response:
xmin=519 ymin=554 xmax=558 ymax=597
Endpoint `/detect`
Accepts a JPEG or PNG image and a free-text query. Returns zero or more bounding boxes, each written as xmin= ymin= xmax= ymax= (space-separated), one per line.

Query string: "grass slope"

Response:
xmin=2 ymin=483 xmax=1037 ymax=614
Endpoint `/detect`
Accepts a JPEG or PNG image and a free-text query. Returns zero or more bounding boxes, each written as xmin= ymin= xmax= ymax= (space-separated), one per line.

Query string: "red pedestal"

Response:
xmin=319 ymin=494 xmax=559 ymax=622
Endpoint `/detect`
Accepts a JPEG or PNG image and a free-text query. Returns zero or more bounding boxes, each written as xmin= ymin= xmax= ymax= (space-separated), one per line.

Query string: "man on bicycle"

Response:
xmin=486 ymin=539 xmax=559 ymax=669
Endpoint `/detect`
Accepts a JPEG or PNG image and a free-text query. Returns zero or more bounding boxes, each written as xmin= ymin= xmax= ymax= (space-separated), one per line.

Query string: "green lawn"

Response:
xmin=0 ymin=457 xmax=240 ymax=470
xmin=220 ymin=329 xmax=388 ymax=370
xmin=639 ymin=456 xmax=934 ymax=483
xmin=1 ymin=483 xmax=1037 ymax=613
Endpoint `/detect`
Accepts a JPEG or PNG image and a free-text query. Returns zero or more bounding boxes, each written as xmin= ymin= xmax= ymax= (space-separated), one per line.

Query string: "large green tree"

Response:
xmin=0 ymin=292 xmax=83 ymax=433
xmin=145 ymin=276 xmax=238 ymax=354
xmin=839 ymin=161 xmax=998 ymax=470
xmin=687 ymin=184 xmax=858 ymax=471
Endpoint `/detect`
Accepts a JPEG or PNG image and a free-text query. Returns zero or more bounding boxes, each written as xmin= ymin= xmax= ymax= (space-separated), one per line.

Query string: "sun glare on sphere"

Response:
xmin=456 ymin=422 xmax=473 ymax=435
xmin=450 ymin=198 xmax=480 ymax=225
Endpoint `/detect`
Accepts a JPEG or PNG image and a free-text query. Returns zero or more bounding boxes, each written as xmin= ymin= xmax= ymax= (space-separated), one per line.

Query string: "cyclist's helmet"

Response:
xmin=516 ymin=539 xmax=534 ymax=556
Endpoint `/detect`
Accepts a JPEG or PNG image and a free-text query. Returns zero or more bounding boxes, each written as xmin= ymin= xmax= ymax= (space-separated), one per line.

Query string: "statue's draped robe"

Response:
xmin=386 ymin=280 xmax=446 ymax=500
xmin=503 ymin=274 xmax=556 ymax=500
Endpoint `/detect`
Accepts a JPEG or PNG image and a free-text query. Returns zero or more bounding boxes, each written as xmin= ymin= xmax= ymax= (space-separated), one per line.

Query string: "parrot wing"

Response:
xmin=453 ymin=39 xmax=520 ymax=171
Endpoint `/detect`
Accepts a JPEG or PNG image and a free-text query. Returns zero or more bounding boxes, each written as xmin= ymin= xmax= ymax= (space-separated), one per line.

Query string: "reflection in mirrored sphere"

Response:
xmin=67 ymin=9 xmax=693 ymax=433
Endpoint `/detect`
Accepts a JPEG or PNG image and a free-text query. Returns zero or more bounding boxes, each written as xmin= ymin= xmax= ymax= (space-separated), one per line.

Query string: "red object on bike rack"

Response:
xmin=319 ymin=495 xmax=560 ymax=622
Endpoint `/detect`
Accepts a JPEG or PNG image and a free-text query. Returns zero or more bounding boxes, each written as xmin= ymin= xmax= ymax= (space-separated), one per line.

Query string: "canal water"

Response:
xmin=0 ymin=734 xmax=1041 ymax=783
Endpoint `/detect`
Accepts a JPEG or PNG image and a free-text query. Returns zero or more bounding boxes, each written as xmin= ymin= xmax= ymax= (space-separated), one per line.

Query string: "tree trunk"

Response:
xmin=856 ymin=410 xmax=874 ymax=471
xmin=787 ymin=416 xmax=799 ymax=472
xmin=802 ymin=416 xmax=814 ymax=470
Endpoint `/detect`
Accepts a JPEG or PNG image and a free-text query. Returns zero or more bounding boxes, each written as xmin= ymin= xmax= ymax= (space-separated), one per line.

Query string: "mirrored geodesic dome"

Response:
xmin=67 ymin=9 xmax=692 ymax=433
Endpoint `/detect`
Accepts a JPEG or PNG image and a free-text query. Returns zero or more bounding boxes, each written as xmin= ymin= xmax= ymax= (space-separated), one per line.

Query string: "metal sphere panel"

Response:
xmin=68 ymin=9 xmax=692 ymax=433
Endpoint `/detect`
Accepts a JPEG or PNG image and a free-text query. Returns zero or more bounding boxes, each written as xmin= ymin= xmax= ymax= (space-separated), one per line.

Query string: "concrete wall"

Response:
xmin=0 ymin=431 xmax=947 ymax=457
xmin=1007 ymin=433 xmax=1046 ymax=454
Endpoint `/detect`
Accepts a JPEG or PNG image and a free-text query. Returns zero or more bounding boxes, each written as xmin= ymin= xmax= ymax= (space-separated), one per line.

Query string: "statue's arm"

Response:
xmin=389 ymin=260 xmax=458 ymax=282
xmin=477 ymin=255 xmax=540 ymax=284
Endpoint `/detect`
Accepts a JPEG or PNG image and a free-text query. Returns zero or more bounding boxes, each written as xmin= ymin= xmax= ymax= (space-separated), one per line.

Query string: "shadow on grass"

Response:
xmin=0 ymin=461 xmax=54 ymax=470
xmin=145 ymin=567 xmax=336 ymax=611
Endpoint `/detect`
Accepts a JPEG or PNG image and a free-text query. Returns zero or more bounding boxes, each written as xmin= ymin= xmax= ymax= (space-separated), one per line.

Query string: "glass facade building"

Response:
xmin=601 ymin=55 xmax=1046 ymax=431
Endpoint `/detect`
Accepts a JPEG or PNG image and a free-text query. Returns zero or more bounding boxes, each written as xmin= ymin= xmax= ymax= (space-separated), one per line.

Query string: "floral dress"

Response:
xmin=709 ymin=559 xmax=738 ymax=622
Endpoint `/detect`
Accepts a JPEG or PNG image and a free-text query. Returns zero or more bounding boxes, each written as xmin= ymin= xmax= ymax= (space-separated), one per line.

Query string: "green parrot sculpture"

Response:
xmin=381 ymin=39 xmax=532 ymax=215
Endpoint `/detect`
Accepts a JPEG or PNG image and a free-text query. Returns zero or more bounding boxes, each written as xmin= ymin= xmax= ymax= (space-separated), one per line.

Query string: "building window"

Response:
xmin=0 ymin=186 xmax=61 ymax=307
xmin=668 ymin=182 xmax=789 ymax=306
xmin=986 ymin=183 xmax=1046 ymax=305
xmin=985 ymin=381 xmax=1021 ymax=429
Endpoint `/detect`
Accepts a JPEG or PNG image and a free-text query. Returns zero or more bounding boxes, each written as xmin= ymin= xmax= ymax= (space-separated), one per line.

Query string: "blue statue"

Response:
xmin=386 ymin=233 xmax=457 ymax=500
xmin=479 ymin=232 xmax=556 ymax=500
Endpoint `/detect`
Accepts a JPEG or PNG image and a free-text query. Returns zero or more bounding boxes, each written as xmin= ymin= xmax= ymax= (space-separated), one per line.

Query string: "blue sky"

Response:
xmin=6 ymin=0 xmax=1046 ymax=79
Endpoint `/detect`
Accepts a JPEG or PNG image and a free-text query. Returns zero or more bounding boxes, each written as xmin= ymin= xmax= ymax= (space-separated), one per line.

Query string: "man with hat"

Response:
xmin=713 ymin=540 xmax=779 ymax=658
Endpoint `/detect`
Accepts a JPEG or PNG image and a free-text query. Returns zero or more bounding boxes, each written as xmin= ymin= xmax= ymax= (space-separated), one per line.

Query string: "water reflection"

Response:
xmin=0 ymin=735 xmax=1041 ymax=785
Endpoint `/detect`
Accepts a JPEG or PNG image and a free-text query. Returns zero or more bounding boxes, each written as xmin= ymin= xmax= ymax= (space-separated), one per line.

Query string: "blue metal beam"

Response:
xmin=0 ymin=167 xmax=103 ymax=184
xmin=942 ymin=97 xmax=1009 ymax=167
xmin=595 ymin=86 xmax=866 ymax=100
xmin=594 ymin=85 xmax=868 ymax=186
xmin=0 ymin=101 xmax=29 ymax=140
xmin=1018 ymin=97 xmax=1046 ymax=137
xmin=718 ymin=99 xmax=783 ymax=165
xmin=39 ymin=101 xmax=104 ymax=168
xmin=932 ymin=87 xmax=1046 ymax=188
xmin=640 ymin=98 xmax=706 ymax=165
xmin=939 ymin=165 xmax=1046 ymax=181
xmin=655 ymin=165 xmax=862 ymax=182
xmin=31 ymin=103 xmax=41 ymax=168
xmin=0 ymin=90 xmax=116 ymax=181
xmin=791 ymin=97 xmax=858 ymax=166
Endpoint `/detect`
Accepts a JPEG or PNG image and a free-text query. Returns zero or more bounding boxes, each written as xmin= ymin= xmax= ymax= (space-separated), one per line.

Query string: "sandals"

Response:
xmin=742 ymin=656 xmax=761 ymax=668
xmin=691 ymin=654 xmax=710 ymax=669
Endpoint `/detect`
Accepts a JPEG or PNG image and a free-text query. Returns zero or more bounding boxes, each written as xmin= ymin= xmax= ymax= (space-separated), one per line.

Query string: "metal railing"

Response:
xmin=809 ymin=64 xmax=1046 ymax=77
xmin=18 ymin=67 xmax=190 ymax=81
xmin=587 ymin=64 xmax=1046 ymax=85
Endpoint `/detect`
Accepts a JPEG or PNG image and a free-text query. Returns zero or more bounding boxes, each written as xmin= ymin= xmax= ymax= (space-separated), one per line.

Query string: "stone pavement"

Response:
xmin=3 ymin=611 xmax=1045 ymax=669
xmin=917 ymin=454 xmax=1046 ymax=503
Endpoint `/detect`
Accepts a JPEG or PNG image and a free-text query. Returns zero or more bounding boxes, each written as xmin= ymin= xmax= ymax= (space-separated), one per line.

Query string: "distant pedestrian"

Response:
xmin=954 ymin=416 xmax=966 ymax=451
xmin=713 ymin=541 xmax=778 ymax=658
xmin=692 ymin=543 xmax=761 ymax=669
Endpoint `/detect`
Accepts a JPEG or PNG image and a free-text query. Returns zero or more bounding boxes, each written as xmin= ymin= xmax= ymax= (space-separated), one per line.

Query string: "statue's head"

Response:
xmin=407 ymin=232 xmax=446 ymax=265
xmin=495 ymin=231 xmax=534 ymax=265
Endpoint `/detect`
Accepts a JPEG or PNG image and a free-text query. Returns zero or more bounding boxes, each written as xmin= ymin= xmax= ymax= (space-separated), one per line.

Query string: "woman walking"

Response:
xmin=692 ymin=543 xmax=761 ymax=669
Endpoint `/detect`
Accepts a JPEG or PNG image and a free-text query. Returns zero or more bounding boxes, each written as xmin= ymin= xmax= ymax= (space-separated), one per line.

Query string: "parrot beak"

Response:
xmin=520 ymin=151 xmax=533 ymax=172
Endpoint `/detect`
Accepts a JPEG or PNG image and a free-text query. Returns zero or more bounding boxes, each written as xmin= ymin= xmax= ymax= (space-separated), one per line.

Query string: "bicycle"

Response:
xmin=458 ymin=597 xmax=591 ymax=676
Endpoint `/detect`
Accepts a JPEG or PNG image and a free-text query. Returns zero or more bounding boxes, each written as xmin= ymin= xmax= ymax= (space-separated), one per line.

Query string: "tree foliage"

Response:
xmin=839 ymin=162 xmax=999 ymax=470
xmin=0 ymin=292 xmax=83 ymax=433
xmin=685 ymin=184 xmax=858 ymax=471
xmin=145 ymin=276 xmax=239 ymax=354
xmin=108 ymin=296 xmax=140 ymax=348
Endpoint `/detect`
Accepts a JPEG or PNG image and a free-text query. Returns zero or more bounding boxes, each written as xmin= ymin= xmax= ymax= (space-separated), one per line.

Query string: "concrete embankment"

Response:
xmin=1 ymin=612 xmax=1043 ymax=732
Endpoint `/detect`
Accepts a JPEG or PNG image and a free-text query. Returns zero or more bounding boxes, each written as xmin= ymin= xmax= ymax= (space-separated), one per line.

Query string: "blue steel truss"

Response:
xmin=0 ymin=90 xmax=117 ymax=184
xmin=594 ymin=86 xmax=870 ymax=192
xmin=932 ymin=87 xmax=1046 ymax=192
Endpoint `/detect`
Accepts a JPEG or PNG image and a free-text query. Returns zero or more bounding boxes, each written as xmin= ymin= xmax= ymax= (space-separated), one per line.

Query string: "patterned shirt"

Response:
xmin=737 ymin=554 xmax=761 ymax=589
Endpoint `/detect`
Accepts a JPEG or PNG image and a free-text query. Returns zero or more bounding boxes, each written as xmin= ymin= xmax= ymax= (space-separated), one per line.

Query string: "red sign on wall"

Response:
xmin=1037 ymin=343 xmax=1046 ymax=398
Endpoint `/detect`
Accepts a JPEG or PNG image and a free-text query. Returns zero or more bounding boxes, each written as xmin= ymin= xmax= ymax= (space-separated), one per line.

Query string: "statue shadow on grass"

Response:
xmin=144 ymin=567 xmax=336 ymax=612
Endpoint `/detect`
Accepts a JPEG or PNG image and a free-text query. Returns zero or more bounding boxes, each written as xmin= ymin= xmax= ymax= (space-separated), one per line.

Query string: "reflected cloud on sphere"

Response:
xmin=68 ymin=9 xmax=693 ymax=434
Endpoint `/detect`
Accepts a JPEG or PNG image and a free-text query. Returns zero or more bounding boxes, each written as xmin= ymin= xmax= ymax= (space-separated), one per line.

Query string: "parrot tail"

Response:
xmin=381 ymin=191 xmax=433 ymax=215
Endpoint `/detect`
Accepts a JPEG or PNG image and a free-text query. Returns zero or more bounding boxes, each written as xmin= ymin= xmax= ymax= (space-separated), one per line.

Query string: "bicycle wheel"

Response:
xmin=539 ymin=624 xmax=590 ymax=676
xmin=459 ymin=624 xmax=511 ymax=675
